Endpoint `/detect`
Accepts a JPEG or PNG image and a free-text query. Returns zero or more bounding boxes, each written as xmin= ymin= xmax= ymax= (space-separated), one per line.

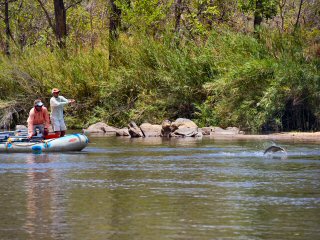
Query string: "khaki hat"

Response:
xmin=52 ymin=88 xmax=60 ymax=94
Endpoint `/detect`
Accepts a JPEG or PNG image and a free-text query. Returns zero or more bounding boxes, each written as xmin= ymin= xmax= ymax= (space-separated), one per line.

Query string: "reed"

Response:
xmin=0 ymin=29 xmax=319 ymax=131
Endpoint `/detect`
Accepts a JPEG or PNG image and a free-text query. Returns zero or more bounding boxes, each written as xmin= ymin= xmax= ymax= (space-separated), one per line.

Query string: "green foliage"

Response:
xmin=198 ymin=29 xmax=320 ymax=132
xmin=115 ymin=0 xmax=171 ymax=33
xmin=0 ymin=0 xmax=319 ymax=133
xmin=1 ymin=28 xmax=320 ymax=131
xmin=183 ymin=0 xmax=220 ymax=36
xmin=102 ymin=33 xmax=217 ymax=125
xmin=240 ymin=0 xmax=278 ymax=20
xmin=205 ymin=58 xmax=277 ymax=131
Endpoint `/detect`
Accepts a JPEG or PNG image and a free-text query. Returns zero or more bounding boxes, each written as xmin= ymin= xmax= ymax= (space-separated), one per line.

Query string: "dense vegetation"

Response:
xmin=0 ymin=0 xmax=319 ymax=132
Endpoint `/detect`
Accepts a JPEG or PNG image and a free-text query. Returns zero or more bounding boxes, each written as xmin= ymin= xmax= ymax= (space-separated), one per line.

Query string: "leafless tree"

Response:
xmin=174 ymin=0 xmax=183 ymax=34
xmin=109 ymin=0 xmax=121 ymax=41
xmin=278 ymin=0 xmax=287 ymax=31
xmin=253 ymin=0 xmax=263 ymax=30
xmin=294 ymin=0 xmax=304 ymax=31
xmin=54 ymin=0 xmax=67 ymax=48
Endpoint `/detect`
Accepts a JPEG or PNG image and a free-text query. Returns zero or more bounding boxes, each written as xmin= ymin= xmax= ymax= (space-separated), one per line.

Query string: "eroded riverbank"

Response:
xmin=209 ymin=132 xmax=320 ymax=142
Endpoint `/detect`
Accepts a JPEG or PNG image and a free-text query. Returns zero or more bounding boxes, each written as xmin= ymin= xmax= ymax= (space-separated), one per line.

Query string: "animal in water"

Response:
xmin=263 ymin=145 xmax=286 ymax=155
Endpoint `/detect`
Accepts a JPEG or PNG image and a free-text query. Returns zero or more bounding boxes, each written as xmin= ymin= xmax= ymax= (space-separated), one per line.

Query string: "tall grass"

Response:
xmin=198 ymin=30 xmax=320 ymax=131
xmin=0 ymin=29 xmax=319 ymax=131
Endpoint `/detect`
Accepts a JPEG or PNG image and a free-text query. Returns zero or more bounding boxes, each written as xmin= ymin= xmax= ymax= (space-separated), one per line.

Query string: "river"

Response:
xmin=0 ymin=136 xmax=319 ymax=239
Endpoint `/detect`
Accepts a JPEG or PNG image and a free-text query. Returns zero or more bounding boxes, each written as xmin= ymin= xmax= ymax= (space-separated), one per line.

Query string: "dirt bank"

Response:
xmin=210 ymin=132 xmax=320 ymax=142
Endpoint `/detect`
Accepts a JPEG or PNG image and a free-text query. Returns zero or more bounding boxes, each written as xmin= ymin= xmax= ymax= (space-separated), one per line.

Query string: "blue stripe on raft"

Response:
xmin=32 ymin=145 xmax=42 ymax=152
xmin=31 ymin=146 xmax=42 ymax=153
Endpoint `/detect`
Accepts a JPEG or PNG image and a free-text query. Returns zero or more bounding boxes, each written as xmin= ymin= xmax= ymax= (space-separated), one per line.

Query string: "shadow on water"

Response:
xmin=0 ymin=136 xmax=319 ymax=239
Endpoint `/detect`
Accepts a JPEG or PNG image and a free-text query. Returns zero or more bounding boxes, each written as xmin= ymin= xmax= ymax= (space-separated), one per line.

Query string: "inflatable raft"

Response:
xmin=0 ymin=133 xmax=89 ymax=153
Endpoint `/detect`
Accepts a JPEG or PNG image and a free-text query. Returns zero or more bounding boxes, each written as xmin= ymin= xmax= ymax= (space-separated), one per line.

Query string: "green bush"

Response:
xmin=0 ymin=29 xmax=319 ymax=132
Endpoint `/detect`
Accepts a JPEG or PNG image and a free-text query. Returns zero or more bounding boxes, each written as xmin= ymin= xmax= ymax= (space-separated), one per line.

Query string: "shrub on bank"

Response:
xmin=0 ymin=29 xmax=319 ymax=132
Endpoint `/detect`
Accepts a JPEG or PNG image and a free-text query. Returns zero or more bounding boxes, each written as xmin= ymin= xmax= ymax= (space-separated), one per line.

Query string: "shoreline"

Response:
xmin=86 ymin=131 xmax=320 ymax=143
xmin=209 ymin=132 xmax=320 ymax=142
xmin=5 ymin=127 xmax=320 ymax=142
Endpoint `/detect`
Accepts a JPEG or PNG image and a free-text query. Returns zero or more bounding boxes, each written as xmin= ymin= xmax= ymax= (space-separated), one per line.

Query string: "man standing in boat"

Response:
xmin=27 ymin=99 xmax=50 ymax=139
xmin=50 ymin=88 xmax=75 ymax=137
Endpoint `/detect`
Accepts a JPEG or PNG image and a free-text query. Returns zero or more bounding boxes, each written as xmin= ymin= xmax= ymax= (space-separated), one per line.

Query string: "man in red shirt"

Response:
xmin=27 ymin=99 xmax=50 ymax=138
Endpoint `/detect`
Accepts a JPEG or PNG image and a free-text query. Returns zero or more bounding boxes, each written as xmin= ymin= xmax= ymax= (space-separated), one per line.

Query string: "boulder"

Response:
xmin=200 ymin=127 xmax=212 ymax=135
xmin=170 ymin=118 xmax=202 ymax=138
xmin=171 ymin=127 xmax=198 ymax=137
xmin=161 ymin=120 xmax=171 ymax=137
xmin=170 ymin=118 xmax=198 ymax=131
xmin=140 ymin=123 xmax=162 ymax=137
xmin=84 ymin=122 xmax=107 ymax=134
xmin=196 ymin=131 xmax=203 ymax=138
xmin=128 ymin=121 xmax=144 ymax=137
xmin=84 ymin=122 xmax=118 ymax=135
xmin=116 ymin=128 xmax=130 ymax=137
xmin=211 ymin=127 xmax=241 ymax=135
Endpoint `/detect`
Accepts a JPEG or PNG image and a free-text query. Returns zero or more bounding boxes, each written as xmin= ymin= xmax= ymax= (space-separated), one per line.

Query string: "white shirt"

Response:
xmin=50 ymin=96 xmax=69 ymax=120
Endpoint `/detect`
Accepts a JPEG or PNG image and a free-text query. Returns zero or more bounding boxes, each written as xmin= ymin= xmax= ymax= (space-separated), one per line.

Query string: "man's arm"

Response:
xmin=50 ymin=97 xmax=69 ymax=107
xmin=59 ymin=96 xmax=75 ymax=104
xmin=59 ymin=96 xmax=70 ymax=103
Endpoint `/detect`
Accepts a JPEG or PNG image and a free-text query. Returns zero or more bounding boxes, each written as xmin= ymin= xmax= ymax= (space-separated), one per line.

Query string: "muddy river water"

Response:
xmin=0 ymin=136 xmax=319 ymax=239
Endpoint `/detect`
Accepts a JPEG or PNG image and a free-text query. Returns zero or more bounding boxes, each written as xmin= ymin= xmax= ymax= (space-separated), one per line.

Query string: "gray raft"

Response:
xmin=0 ymin=133 xmax=89 ymax=153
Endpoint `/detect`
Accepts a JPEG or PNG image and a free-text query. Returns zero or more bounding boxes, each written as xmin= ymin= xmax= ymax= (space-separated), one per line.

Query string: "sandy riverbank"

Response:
xmin=210 ymin=132 xmax=320 ymax=142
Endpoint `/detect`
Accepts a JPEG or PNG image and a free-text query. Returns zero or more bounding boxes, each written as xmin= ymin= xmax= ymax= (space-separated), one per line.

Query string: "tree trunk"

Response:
xmin=109 ymin=0 xmax=121 ymax=41
xmin=109 ymin=0 xmax=122 ymax=61
xmin=174 ymin=0 xmax=183 ymax=34
xmin=37 ymin=0 xmax=55 ymax=34
xmin=279 ymin=0 xmax=286 ymax=32
xmin=294 ymin=0 xmax=304 ymax=31
xmin=253 ymin=0 xmax=263 ymax=30
xmin=54 ymin=0 xmax=67 ymax=48
xmin=4 ymin=0 xmax=10 ymax=55
xmin=207 ymin=0 xmax=215 ymax=29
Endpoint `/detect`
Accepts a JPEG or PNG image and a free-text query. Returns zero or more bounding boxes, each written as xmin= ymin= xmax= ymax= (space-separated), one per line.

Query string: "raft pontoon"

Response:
xmin=0 ymin=132 xmax=89 ymax=153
